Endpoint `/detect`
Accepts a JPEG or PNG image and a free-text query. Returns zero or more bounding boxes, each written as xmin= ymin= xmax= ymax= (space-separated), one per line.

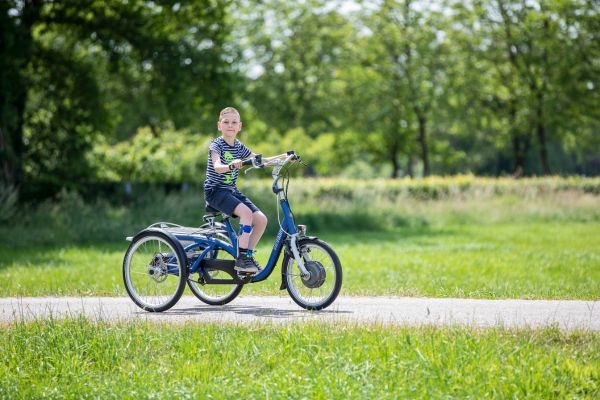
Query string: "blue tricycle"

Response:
xmin=122 ymin=151 xmax=343 ymax=312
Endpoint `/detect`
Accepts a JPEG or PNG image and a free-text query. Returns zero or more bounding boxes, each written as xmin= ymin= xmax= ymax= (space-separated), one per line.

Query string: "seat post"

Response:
xmin=203 ymin=203 xmax=230 ymax=227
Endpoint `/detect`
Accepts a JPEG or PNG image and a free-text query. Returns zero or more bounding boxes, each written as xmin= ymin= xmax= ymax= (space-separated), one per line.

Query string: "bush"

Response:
xmin=1 ymin=176 xmax=598 ymax=247
xmin=0 ymin=184 xmax=19 ymax=223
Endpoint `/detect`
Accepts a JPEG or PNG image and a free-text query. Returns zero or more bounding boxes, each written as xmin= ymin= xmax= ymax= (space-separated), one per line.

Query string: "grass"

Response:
xmin=1 ymin=178 xmax=598 ymax=299
xmin=0 ymin=219 xmax=598 ymax=299
xmin=2 ymin=176 xmax=599 ymax=248
xmin=1 ymin=179 xmax=599 ymax=398
xmin=1 ymin=318 xmax=598 ymax=399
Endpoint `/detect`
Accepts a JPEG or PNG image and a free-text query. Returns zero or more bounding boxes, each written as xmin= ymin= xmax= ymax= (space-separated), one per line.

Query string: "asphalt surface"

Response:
xmin=1 ymin=296 xmax=599 ymax=330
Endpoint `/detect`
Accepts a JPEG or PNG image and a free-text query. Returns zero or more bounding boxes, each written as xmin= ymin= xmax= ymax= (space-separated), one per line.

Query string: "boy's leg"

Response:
xmin=248 ymin=211 xmax=268 ymax=249
xmin=231 ymin=190 xmax=265 ymax=251
xmin=232 ymin=203 xmax=253 ymax=251
xmin=205 ymin=190 xmax=259 ymax=272
xmin=232 ymin=203 xmax=261 ymax=273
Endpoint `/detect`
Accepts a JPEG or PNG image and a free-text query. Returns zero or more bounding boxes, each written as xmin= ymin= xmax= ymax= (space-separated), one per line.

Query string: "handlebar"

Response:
xmin=241 ymin=154 xmax=262 ymax=167
xmin=238 ymin=150 xmax=302 ymax=195
xmin=242 ymin=151 xmax=300 ymax=175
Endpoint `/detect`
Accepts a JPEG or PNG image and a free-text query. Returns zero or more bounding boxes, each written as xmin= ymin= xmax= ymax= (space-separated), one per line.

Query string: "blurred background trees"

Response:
xmin=1 ymin=0 xmax=234 ymax=199
xmin=1 ymin=0 xmax=599 ymax=201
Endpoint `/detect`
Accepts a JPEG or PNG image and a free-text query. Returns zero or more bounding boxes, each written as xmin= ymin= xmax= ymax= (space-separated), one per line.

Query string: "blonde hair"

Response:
xmin=219 ymin=107 xmax=241 ymax=121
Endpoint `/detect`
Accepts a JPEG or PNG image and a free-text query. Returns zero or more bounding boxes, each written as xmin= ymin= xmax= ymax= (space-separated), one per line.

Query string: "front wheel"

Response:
xmin=283 ymin=238 xmax=342 ymax=310
xmin=123 ymin=230 xmax=188 ymax=312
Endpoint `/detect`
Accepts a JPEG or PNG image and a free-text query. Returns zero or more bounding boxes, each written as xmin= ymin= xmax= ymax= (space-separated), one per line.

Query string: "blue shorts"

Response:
xmin=205 ymin=187 xmax=259 ymax=216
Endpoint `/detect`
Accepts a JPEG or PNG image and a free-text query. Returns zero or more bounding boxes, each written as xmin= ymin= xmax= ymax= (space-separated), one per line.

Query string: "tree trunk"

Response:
xmin=416 ymin=114 xmax=430 ymax=177
xmin=536 ymin=120 xmax=551 ymax=175
xmin=406 ymin=154 xmax=414 ymax=178
xmin=390 ymin=154 xmax=400 ymax=178
xmin=511 ymin=135 xmax=525 ymax=178
xmin=506 ymin=101 xmax=528 ymax=177
xmin=0 ymin=1 xmax=40 ymax=187
xmin=535 ymin=23 xmax=551 ymax=176
xmin=389 ymin=140 xmax=400 ymax=178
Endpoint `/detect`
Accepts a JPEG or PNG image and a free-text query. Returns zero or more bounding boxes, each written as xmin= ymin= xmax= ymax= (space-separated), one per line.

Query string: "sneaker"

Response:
xmin=235 ymin=256 xmax=261 ymax=273
xmin=248 ymin=256 xmax=263 ymax=272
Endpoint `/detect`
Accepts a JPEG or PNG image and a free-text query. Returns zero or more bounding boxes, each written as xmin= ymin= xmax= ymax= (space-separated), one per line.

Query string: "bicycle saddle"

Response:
xmin=205 ymin=203 xmax=221 ymax=214
xmin=204 ymin=203 xmax=237 ymax=218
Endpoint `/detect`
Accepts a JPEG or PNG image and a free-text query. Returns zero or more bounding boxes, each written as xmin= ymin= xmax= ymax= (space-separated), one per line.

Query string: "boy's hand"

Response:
xmin=230 ymin=159 xmax=243 ymax=169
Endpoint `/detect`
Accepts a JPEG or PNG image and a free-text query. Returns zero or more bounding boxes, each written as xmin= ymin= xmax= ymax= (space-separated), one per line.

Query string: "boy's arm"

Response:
xmin=211 ymin=151 xmax=243 ymax=173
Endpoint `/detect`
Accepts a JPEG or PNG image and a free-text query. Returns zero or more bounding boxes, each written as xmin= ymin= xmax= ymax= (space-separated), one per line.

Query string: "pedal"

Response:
xmin=235 ymin=271 xmax=254 ymax=283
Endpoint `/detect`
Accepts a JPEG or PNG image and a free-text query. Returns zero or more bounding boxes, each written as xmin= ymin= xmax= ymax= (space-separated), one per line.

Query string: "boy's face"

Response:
xmin=217 ymin=112 xmax=242 ymax=137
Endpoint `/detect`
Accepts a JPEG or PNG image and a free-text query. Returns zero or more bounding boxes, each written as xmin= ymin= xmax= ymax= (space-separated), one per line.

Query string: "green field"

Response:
xmin=1 ymin=220 xmax=599 ymax=299
xmin=1 ymin=179 xmax=599 ymax=299
xmin=2 ymin=178 xmax=599 ymax=398
xmin=1 ymin=319 xmax=598 ymax=399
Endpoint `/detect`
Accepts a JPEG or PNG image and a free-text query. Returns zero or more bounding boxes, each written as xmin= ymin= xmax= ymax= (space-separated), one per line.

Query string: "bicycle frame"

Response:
xmin=123 ymin=151 xmax=342 ymax=312
xmin=169 ymin=154 xmax=306 ymax=283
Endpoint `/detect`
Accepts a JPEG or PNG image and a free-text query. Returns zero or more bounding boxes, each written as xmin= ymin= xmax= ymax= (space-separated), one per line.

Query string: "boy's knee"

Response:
xmin=234 ymin=203 xmax=252 ymax=220
xmin=253 ymin=212 xmax=268 ymax=226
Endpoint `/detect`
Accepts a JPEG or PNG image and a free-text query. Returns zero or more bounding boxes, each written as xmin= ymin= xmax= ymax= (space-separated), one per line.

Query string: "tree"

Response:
xmin=350 ymin=0 xmax=448 ymax=177
xmin=1 ymin=0 xmax=234 ymax=197
xmin=237 ymin=0 xmax=356 ymax=137
xmin=0 ymin=1 xmax=40 ymax=188
xmin=447 ymin=0 xmax=600 ymax=175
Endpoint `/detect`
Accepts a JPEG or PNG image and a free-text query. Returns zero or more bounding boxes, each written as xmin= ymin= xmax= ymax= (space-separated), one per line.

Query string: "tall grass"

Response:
xmin=2 ymin=176 xmax=599 ymax=247
xmin=1 ymin=220 xmax=598 ymax=299
xmin=1 ymin=177 xmax=598 ymax=299
xmin=1 ymin=318 xmax=598 ymax=399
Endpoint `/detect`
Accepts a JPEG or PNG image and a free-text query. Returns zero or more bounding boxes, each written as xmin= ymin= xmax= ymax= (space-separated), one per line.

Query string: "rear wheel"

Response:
xmin=123 ymin=230 xmax=187 ymax=312
xmin=283 ymin=238 xmax=342 ymax=310
xmin=187 ymin=225 xmax=243 ymax=305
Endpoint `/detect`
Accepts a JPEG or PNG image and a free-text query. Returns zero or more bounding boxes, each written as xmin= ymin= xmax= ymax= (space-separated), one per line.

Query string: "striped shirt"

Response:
xmin=204 ymin=136 xmax=252 ymax=191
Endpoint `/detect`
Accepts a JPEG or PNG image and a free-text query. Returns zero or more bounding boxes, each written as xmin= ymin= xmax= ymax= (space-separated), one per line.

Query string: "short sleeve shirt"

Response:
xmin=204 ymin=136 xmax=252 ymax=191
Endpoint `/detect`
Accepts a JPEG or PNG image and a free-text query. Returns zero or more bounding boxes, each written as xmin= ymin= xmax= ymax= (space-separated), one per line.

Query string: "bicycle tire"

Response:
xmin=282 ymin=237 xmax=342 ymax=310
xmin=123 ymin=230 xmax=188 ymax=312
xmin=187 ymin=223 xmax=243 ymax=305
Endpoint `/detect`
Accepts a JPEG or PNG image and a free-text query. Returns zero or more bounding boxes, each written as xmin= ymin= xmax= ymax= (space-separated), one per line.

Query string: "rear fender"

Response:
xmin=128 ymin=228 xmax=187 ymax=264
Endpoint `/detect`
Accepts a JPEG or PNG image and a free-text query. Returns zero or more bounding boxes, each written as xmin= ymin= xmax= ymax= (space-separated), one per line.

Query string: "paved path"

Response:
xmin=1 ymin=296 xmax=598 ymax=330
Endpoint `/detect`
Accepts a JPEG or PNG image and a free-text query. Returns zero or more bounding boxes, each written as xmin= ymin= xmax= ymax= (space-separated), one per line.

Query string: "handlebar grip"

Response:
xmin=241 ymin=154 xmax=262 ymax=167
xmin=286 ymin=150 xmax=300 ymax=161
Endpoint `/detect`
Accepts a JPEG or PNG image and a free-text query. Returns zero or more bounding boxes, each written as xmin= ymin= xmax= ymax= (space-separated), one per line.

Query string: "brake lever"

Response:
xmin=244 ymin=165 xmax=261 ymax=174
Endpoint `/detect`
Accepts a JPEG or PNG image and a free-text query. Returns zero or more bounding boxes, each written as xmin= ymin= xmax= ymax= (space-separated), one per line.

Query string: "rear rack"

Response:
xmin=125 ymin=221 xmax=224 ymax=242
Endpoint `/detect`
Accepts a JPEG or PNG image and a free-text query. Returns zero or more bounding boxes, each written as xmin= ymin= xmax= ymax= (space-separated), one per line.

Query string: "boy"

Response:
xmin=204 ymin=107 xmax=286 ymax=273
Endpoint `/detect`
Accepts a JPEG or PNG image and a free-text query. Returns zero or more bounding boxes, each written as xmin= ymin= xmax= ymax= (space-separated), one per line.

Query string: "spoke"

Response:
xmin=285 ymin=243 xmax=339 ymax=307
xmin=125 ymin=235 xmax=184 ymax=309
xmin=130 ymin=271 xmax=150 ymax=277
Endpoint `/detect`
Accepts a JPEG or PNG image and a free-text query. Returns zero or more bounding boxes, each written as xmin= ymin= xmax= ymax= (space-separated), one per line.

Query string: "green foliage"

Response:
xmin=234 ymin=0 xmax=600 ymax=177
xmin=1 ymin=321 xmax=599 ymax=398
xmin=1 ymin=0 xmax=235 ymax=197
xmin=239 ymin=0 xmax=356 ymax=136
xmin=1 ymin=176 xmax=599 ymax=248
xmin=89 ymin=126 xmax=211 ymax=182
xmin=2 ymin=0 xmax=600 ymax=200
xmin=1 ymin=177 xmax=598 ymax=299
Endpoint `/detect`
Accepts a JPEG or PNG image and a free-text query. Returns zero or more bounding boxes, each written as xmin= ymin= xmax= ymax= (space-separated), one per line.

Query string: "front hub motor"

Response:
xmin=301 ymin=261 xmax=326 ymax=289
